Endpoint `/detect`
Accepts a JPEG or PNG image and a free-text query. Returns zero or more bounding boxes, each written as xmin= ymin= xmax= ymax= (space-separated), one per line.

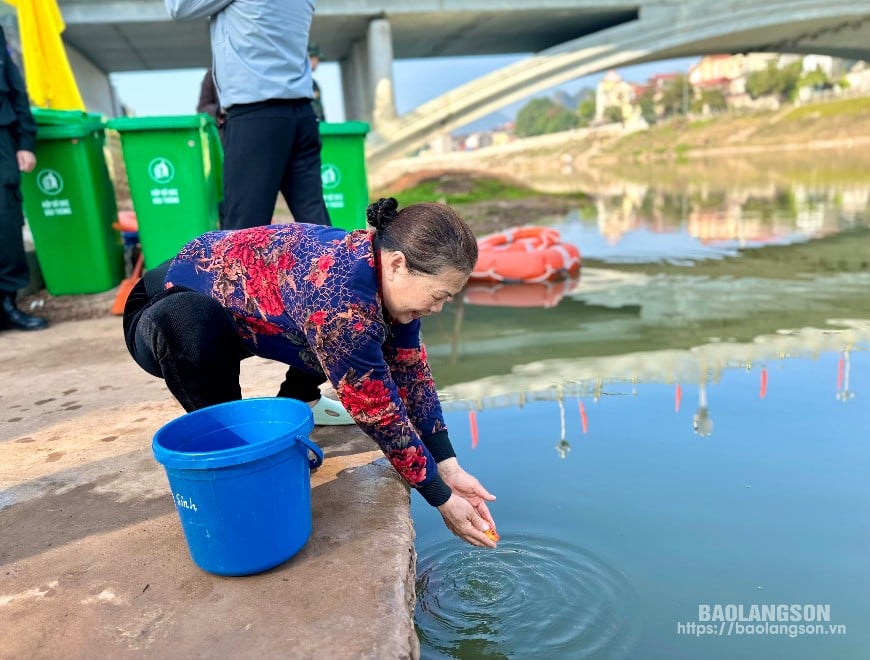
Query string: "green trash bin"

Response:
xmin=107 ymin=114 xmax=220 ymax=269
xmin=319 ymin=121 xmax=370 ymax=231
xmin=20 ymin=117 xmax=124 ymax=295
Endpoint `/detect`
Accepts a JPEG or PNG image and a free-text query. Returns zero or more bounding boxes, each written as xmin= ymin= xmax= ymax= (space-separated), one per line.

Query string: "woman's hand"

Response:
xmin=437 ymin=458 xmax=497 ymax=538
xmin=16 ymin=150 xmax=36 ymax=173
xmin=437 ymin=494 xmax=498 ymax=548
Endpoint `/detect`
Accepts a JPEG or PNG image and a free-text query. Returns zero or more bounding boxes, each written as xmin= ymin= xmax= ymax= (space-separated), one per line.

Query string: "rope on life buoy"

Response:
xmin=472 ymin=226 xmax=581 ymax=284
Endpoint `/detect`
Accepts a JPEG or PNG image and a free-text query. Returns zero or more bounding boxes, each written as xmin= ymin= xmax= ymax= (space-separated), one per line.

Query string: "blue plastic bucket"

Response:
xmin=152 ymin=398 xmax=323 ymax=576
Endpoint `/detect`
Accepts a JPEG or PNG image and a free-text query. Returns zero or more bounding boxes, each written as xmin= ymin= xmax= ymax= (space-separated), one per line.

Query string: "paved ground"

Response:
xmin=0 ymin=300 xmax=419 ymax=659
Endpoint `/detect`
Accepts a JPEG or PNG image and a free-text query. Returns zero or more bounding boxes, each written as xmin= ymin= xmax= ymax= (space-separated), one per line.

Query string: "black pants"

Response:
xmin=221 ymin=99 xmax=331 ymax=230
xmin=0 ymin=127 xmax=29 ymax=294
xmin=122 ymin=261 xmax=325 ymax=412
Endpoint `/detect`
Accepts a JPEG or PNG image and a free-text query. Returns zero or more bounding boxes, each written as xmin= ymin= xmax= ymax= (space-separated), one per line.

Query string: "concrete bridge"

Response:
xmin=9 ymin=1 xmax=870 ymax=163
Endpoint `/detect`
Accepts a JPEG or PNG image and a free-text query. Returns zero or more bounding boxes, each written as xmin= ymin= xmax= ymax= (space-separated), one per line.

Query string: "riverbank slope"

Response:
xmin=372 ymin=95 xmax=870 ymax=195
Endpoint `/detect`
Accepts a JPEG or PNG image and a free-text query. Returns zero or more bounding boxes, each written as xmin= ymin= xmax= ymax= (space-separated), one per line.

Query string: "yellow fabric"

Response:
xmin=3 ymin=0 xmax=84 ymax=110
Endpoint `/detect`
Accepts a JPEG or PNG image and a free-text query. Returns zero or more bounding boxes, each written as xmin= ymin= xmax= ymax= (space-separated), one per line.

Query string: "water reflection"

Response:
xmin=837 ymin=350 xmax=856 ymax=403
xmin=692 ymin=381 xmax=713 ymax=437
xmin=464 ymin=279 xmax=578 ymax=309
xmin=551 ymin=182 xmax=869 ymax=263
xmin=426 ymin=266 xmax=870 ymax=394
xmin=436 ymin=323 xmax=867 ymax=448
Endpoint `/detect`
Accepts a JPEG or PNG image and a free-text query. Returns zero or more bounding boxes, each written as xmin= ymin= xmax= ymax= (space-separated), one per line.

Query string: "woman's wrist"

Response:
xmin=438 ymin=457 xmax=461 ymax=478
xmin=436 ymin=492 xmax=456 ymax=511
xmin=418 ymin=473 xmax=452 ymax=507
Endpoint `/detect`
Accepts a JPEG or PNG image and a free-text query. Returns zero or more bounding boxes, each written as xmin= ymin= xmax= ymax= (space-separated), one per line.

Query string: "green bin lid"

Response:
xmin=31 ymin=107 xmax=104 ymax=125
xmin=107 ymin=113 xmax=213 ymax=132
xmin=36 ymin=120 xmax=106 ymax=140
xmin=318 ymin=121 xmax=370 ymax=136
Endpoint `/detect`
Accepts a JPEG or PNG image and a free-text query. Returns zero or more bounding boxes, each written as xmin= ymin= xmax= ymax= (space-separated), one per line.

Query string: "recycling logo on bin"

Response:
xmin=321 ymin=163 xmax=341 ymax=190
xmin=36 ymin=169 xmax=64 ymax=195
xmin=321 ymin=163 xmax=345 ymax=210
xmin=148 ymin=157 xmax=176 ymax=184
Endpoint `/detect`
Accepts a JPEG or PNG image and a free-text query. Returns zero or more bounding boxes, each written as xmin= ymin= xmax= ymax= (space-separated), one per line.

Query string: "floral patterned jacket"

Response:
xmin=165 ymin=224 xmax=455 ymax=506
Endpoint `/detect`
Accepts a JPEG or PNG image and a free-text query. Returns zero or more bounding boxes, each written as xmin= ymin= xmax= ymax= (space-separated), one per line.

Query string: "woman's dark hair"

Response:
xmin=366 ymin=197 xmax=478 ymax=276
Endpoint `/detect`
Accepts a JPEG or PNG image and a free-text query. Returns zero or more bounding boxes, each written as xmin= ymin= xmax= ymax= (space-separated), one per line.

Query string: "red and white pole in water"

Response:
xmin=469 ymin=410 xmax=479 ymax=449
xmin=760 ymin=368 xmax=768 ymax=399
xmin=578 ymin=401 xmax=588 ymax=434
xmin=675 ymin=383 xmax=682 ymax=413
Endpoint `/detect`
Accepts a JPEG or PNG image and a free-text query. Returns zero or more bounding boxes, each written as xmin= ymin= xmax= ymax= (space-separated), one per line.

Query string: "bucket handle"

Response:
xmin=297 ymin=435 xmax=324 ymax=469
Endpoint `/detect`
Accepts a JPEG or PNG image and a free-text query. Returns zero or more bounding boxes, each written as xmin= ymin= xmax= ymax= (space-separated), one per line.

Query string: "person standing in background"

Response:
xmin=166 ymin=0 xmax=331 ymax=230
xmin=196 ymin=67 xmax=227 ymax=225
xmin=308 ymin=43 xmax=325 ymax=122
xmin=196 ymin=67 xmax=225 ymax=131
xmin=0 ymin=25 xmax=46 ymax=331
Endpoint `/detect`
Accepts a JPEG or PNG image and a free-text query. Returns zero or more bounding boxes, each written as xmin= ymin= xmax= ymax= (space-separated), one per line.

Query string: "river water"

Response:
xmin=412 ymin=179 xmax=870 ymax=659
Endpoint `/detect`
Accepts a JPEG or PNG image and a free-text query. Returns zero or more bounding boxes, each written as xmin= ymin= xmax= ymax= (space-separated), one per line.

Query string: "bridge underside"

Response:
xmin=56 ymin=1 xmax=639 ymax=72
xmin=48 ymin=2 xmax=870 ymax=78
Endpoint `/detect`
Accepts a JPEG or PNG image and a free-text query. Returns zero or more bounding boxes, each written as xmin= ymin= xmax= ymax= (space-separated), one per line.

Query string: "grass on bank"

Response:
xmin=372 ymin=172 xmax=594 ymax=235
xmin=375 ymin=173 xmax=537 ymax=206
xmin=783 ymin=95 xmax=870 ymax=121
xmin=376 ymin=174 xmax=547 ymax=207
xmin=605 ymin=94 xmax=870 ymax=161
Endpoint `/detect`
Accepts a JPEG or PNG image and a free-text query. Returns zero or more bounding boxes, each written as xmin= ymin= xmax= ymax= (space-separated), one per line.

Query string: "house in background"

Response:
xmin=595 ymin=70 xmax=643 ymax=125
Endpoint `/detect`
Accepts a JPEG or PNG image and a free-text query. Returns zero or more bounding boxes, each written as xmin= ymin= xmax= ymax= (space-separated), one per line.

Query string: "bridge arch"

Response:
xmin=367 ymin=1 xmax=870 ymax=166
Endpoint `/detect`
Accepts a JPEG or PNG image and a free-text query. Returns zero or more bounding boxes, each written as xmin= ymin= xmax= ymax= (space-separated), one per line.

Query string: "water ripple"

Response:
xmin=416 ymin=535 xmax=638 ymax=659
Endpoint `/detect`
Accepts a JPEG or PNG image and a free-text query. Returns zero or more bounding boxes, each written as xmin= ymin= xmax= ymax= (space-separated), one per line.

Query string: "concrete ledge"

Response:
xmin=0 ymin=318 xmax=419 ymax=659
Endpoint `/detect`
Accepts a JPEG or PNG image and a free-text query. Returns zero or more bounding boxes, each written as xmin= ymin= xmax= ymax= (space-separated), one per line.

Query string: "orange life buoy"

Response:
xmin=471 ymin=226 xmax=580 ymax=283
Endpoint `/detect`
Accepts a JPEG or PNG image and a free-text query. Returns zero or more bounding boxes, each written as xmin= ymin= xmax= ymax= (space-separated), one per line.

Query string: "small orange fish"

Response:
xmin=483 ymin=527 xmax=500 ymax=543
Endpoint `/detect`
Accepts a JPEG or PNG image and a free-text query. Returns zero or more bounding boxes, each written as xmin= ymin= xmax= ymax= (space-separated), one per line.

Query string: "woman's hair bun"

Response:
xmin=366 ymin=197 xmax=399 ymax=230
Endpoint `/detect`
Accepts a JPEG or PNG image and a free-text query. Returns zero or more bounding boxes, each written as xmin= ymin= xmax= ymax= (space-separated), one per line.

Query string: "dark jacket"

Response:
xmin=0 ymin=26 xmax=36 ymax=152
xmin=196 ymin=68 xmax=223 ymax=125
xmin=311 ymin=78 xmax=324 ymax=122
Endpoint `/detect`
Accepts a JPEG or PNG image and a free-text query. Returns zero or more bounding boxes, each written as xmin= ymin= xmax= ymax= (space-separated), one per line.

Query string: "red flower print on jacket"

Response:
xmin=394 ymin=347 xmax=419 ymax=366
xmin=305 ymin=253 xmax=335 ymax=287
xmin=241 ymin=315 xmax=283 ymax=336
xmin=222 ymin=229 xmax=271 ymax=267
xmin=276 ymin=251 xmax=296 ymax=271
xmin=244 ymin=262 xmax=284 ymax=317
xmin=338 ymin=373 xmax=393 ymax=421
xmin=308 ymin=310 xmax=328 ymax=327
xmin=387 ymin=446 xmax=427 ymax=484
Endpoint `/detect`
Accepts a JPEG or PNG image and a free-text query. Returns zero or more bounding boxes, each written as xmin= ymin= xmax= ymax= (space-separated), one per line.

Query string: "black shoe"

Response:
xmin=0 ymin=293 xmax=48 ymax=331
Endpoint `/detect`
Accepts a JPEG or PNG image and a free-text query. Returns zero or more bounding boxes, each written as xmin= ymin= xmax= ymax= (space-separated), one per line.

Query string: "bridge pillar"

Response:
xmin=340 ymin=37 xmax=372 ymax=122
xmin=368 ymin=18 xmax=397 ymax=130
xmin=67 ymin=45 xmax=123 ymax=116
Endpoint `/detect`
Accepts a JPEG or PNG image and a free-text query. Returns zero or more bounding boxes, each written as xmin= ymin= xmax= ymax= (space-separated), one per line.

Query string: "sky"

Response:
xmin=111 ymin=54 xmax=699 ymax=128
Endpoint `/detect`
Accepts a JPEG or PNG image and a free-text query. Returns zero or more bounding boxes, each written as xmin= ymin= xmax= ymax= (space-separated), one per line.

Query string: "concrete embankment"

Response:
xmin=1 ymin=309 xmax=420 ymax=659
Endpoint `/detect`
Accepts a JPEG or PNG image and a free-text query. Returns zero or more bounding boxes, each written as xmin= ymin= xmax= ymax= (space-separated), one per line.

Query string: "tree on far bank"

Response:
xmin=692 ymin=88 xmax=728 ymax=115
xmin=515 ymin=97 xmax=580 ymax=137
xmin=603 ymin=105 xmax=624 ymax=124
xmin=799 ymin=66 xmax=832 ymax=93
xmin=637 ymin=88 xmax=657 ymax=124
xmin=746 ymin=60 xmax=803 ymax=101
xmin=577 ymin=90 xmax=596 ymax=127
xmin=659 ymin=73 xmax=691 ymax=117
